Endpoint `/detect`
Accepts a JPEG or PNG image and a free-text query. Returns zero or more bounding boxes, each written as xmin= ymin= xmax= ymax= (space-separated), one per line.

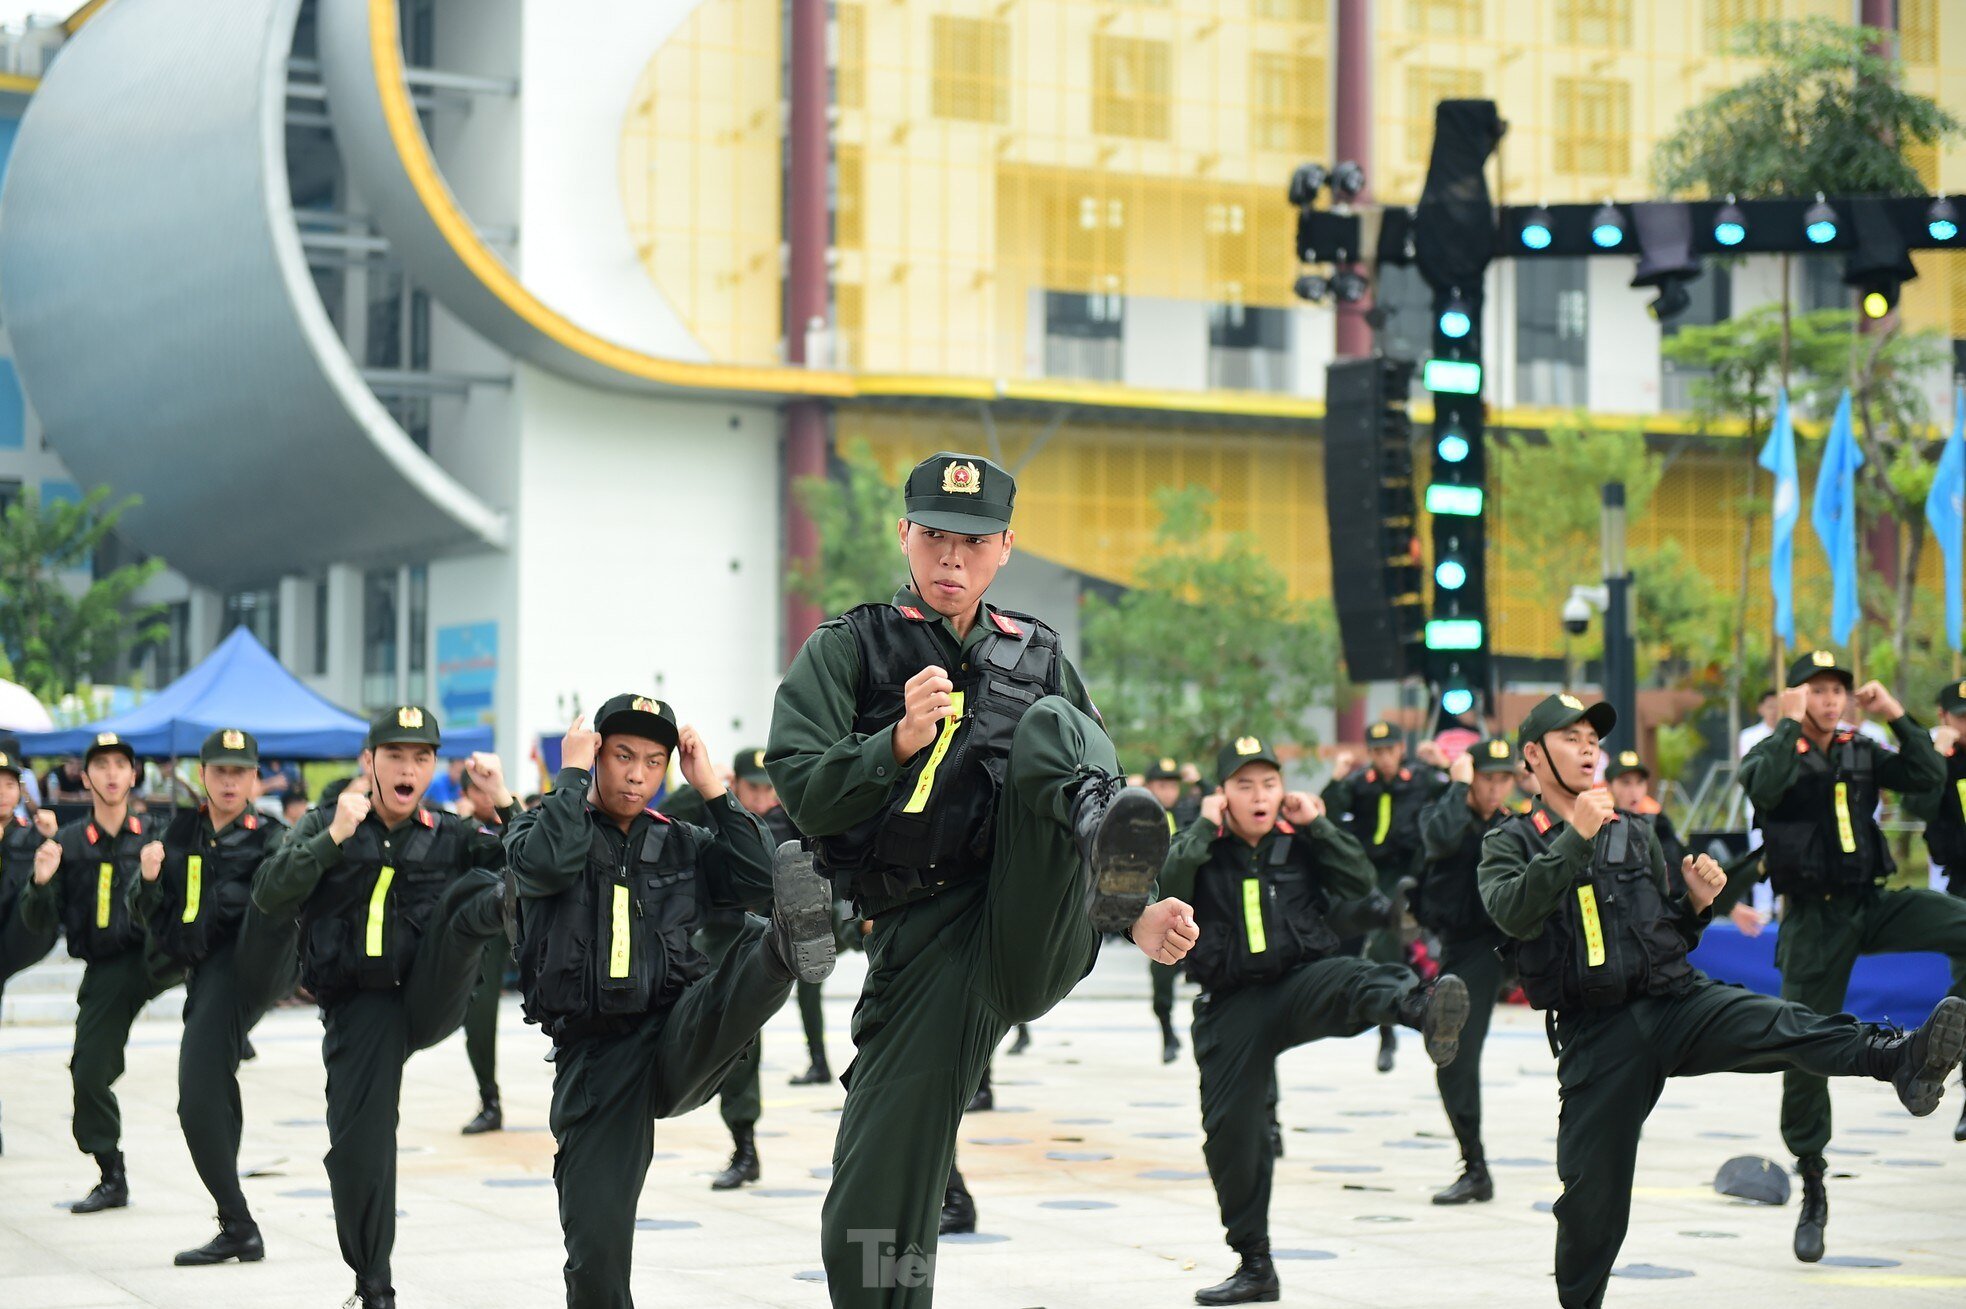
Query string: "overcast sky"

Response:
xmin=0 ymin=5 xmax=65 ymax=31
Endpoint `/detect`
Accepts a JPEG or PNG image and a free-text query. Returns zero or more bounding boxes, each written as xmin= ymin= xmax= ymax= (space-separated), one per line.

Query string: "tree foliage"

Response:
xmin=0 ymin=487 xmax=166 ymax=703
xmin=784 ymin=439 xmax=904 ymax=615
xmin=1079 ymin=486 xmax=1348 ymax=766
xmin=1652 ymin=18 xmax=1960 ymax=200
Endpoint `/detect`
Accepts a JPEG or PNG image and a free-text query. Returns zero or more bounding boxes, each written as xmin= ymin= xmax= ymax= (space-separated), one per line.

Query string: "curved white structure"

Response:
xmin=0 ymin=0 xmax=505 ymax=587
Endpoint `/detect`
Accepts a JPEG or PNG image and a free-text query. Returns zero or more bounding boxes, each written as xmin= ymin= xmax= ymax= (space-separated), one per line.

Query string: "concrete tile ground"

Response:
xmin=3 ymin=942 xmax=1963 ymax=1307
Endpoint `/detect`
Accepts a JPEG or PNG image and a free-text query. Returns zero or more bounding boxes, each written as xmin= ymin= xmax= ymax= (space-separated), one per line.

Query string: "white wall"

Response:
xmin=1120 ymin=297 xmax=1207 ymax=392
xmin=1585 ymin=256 xmax=1662 ymax=414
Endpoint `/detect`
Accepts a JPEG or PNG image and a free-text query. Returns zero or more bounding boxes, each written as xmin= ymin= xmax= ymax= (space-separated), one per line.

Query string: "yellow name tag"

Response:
xmin=182 ymin=855 xmax=202 ymax=924
xmin=1242 ymin=878 xmax=1267 ymax=955
xmin=1576 ymin=884 xmax=1606 ymax=968
xmin=1833 ymin=782 xmax=1858 ymax=854
xmin=1957 ymin=779 xmax=1966 ymax=823
xmin=610 ymin=884 xmax=632 ymax=979
xmin=365 ymin=866 xmax=396 ymax=957
xmin=901 ymin=690 xmax=966 ymax=815
xmin=1373 ymin=792 xmax=1394 ymax=846
xmin=96 ymin=862 xmax=114 ymax=929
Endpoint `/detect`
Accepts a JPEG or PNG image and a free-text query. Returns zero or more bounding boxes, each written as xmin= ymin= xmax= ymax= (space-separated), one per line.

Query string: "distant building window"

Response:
xmin=1043 ymin=291 xmax=1124 ymax=382
xmin=406 ymin=565 xmax=428 ymax=705
xmin=0 ymin=477 xmax=20 ymax=515
xmin=1251 ymin=54 xmax=1326 ymax=155
xmin=1901 ymin=0 xmax=1937 ymax=63
xmin=1799 ymin=256 xmax=1846 ymax=314
xmin=0 ymin=359 xmax=23 ymax=450
xmin=835 ymin=4 xmax=864 ymax=110
xmin=1555 ymin=0 xmax=1631 ymax=47
xmin=147 ymin=601 xmax=191 ymax=687
xmin=1516 ymin=258 xmax=1589 ymax=408
xmin=1406 ymin=0 xmax=1481 ymax=38
xmin=1661 ymin=266 xmax=1733 ymax=411
xmin=363 ymin=567 xmax=399 ymax=711
xmin=223 ymin=587 xmax=281 ymax=659
xmin=313 ymin=578 xmax=330 ymax=676
xmin=1704 ymin=0 xmax=1776 ymax=53
xmin=1093 ymin=35 xmax=1171 ymax=141
xmin=1254 ymin=0 xmax=1320 ymax=20
xmin=1553 ymin=76 xmax=1631 ymax=177
xmin=1208 ymin=305 xmax=1292 ymax=391
xmin=833 ymin=146 xmax=863 ymax=250
xmin=1406 ymin=68 xmax=1483 ymax=164
xmin=931 ymin=16 xmax=1009 ymax=124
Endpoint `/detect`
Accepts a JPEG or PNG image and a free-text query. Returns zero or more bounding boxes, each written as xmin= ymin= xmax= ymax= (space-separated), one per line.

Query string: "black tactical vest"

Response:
xmin=1184 ymin=823 xmax=1344 ymax=996
xmin=1340 ymin=768 xmax=1432 ymax=869
xmin=811 ymin=601 xmax=1063 ymax=915
xmin=517 ymin=810 xmax=712 ymax=1043
xmin=1758 ymin=732 xmax=1893 ymax=897
xmin=147 ymin=809 xmax=281 ymax=968
xmin=56 ymin=814 xmax=152 ymax=963
xmin=1923 ymin=747 xmax=1966 ymax=871
xmin=298 ymin=809 xmax=466 ymax=1003
xmin=1415 ymin=806 xmax=1504 ymax=940
xmin=1 ymin=815 xmax=39 ymax=914
xmin=1506 ymin=808 xmax=1693 ymax=1013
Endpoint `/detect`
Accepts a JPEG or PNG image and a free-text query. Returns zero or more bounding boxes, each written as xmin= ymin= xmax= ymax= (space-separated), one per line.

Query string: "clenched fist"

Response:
xmin=1449 ymin=753 xmax=1475 ymax=786
xmin=466 ymin=751 xmax=514 ymax=813
xmin=1853 ymin=680 xmax=1904 ymax=722
xmin=1570 ymin=788 xmax=1618 ymax=840
xmin=139 ymin=841 xmax=164 ymax=883
xmin=1200 ymin=793 xmax=1226 ymax=826
xmin=1935 ymin=725 xmax=1960 ymax=757
xmin=1780 ymin=685 xmax=1808 ymax=723
xmin=1131 ymin=897 xmax=1199 ymax=965
xmin=329 ymin=773 xmax=373 ymax=845
xmin=32 ymin=838 xmax=60 ymax=885
xmin=677 ymin=725 xmax=724 ymax=799
xmin=1282 ymin=792 xmax=1325 ymax=825
xmin=893 ymin=665 xmax=958 ymax=763
xmin=33 ymin=808 xmax=57 ymax=837
xmin=1683 ymin=852 xmax=1728 ymax=913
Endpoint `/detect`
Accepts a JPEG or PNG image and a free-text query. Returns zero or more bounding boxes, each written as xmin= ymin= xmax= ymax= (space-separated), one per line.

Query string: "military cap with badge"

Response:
xmin=1786 ymin=649 xmax=1854 ymax=691
xmin=367 ymin=704 xmax=441 ymax=750
xmin=200 ymin=728 xmax=260 ymax=769
xmin=903 ymin=451 xmax=1016 ymax=535
xmin=1217 ymin=735 xmax=1283 ymax=786
xmin=1471 ymin=737 xmax=1519 ymax=774
xmin=1605 ymin=750 xmax=1650 ymax=783
xmin=592 ymin=694 xmax=680 ymax=751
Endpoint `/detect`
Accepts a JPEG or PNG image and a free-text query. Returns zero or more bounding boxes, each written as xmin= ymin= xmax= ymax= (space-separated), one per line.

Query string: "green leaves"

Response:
xmin=1078 ymin=486 xmax=1346 ymax=766
xmin=785 ymin=439 xmax=903 ymax=615
xmin=0 ymin=487 xmax=166 ymax=703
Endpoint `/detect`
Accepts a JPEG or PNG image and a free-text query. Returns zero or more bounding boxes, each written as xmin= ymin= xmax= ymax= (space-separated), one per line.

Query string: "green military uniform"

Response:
xmin=768 ymin=451 xmax=1167 ymax=1307
xmin=1903 ymin=678 xmax=1966 ymax=898
xmin=1413 ymin=737 xmax=1518 ymax=1202
xmin=460 ymin=910 xmax=510 ymax=1133
xmin=134 ymin=729 xmax=301 ymax=1263
xmin=1604 ymin=750 xmax=1688 ymax=883
xmin=0 ymin=748 xmax=61 ymax=1032
xmin=1145 ymin=755 xmax=1199 ymax=1061
xmin=1162 ymin=736 xmax=1465 ymax=1306
xmin=17 ymin=733 xmax=183 ymax=1211
xmin=251 ymin=707 xmax=511 ymax=1308
xmin=1482 ymin=693 xmax=1963 ymax=1309
xmin=507 ymin=692 xmax=826 ymax=1309
xmin=1737 ymin=651 xmax=1961 ymax=1260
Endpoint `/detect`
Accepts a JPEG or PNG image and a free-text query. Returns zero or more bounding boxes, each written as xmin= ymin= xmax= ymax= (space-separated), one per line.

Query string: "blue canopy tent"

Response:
xmin=12 ymin=627 xmax=492 ymax=759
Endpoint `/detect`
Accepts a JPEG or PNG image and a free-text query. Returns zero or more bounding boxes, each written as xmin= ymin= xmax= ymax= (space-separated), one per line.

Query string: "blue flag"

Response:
xmin=1811 ymin=389 xmax=1864 ymax=645
xmin=1927 ymin=386 xmax=1966 ymax=652
xmin=1758 ymin=387 xmax=1799 ymax=644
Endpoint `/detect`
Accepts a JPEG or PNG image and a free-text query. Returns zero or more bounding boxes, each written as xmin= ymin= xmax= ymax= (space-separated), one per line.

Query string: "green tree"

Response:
xmin=784 ymin=439 xmax=904 ymax=614
xmin=1652 ymin=18 xmax=1959 ymax=199
xmin=1079 ymin=486 xmax=1348 ymax=766
xmin=0 ymin=487 xmax=167 ymax=703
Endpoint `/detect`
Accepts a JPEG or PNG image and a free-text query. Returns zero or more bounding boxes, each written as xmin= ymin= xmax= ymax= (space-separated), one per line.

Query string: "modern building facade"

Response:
xmin=0 ymin=0 xmax=1959 ymax=763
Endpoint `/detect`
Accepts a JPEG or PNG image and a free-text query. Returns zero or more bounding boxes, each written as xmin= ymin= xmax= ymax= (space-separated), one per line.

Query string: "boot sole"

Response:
xmin=1900 ymin=995 xmax=1966 ymax=1117
xmin=773 ymin=841 xmax=837 ymax=984
xmin=174 ymin=1247 xmax=265 ymax=1266
xmin=1424 ymin=975 xmax=1470 ymax=1068
xmin=1195 ymin=1290 xmax=1280 ymax=1305
xmin=1089 ymin=788 xmax=1171 ymax=934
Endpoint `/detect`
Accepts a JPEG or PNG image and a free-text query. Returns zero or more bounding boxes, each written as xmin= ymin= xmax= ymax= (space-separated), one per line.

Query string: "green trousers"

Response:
xmin=1150 ymin=958 xmax=1177 ymax=1020
xmin=1434 ymin=931 xmax=1506 ymax=1167
xmin=1775 ymin=886 xmax=1966 ymax=1163
xmin=1194 ymin=956 xmax=1421 ymax=1253
xmin=320 ymin=869 xmax=503 ymax=1288
xmin=463 ymin=937 xmax=511 ymax=1104
xmin=821 ymin=696 xmax=1114 ymax=1308
xmin=1363 ymin=857 xmax=1410 ymax=966
xmin=178 ymin=908 xmax=300 ymax=1224
xmin=1551 ymin=978 xmax=1883 ymax=1309
xmin=693 ymin=913 xmax=768 ymax=1132
xmin=550 ymin=928 xmax=795 ymax=1309
xmin=71 ymin=948 xmax=181 ymax=1155
xmin=0 ymin=889 xmax=59 ymax=1008
xmin=796 ymin=978 xmax=827 ymax=1067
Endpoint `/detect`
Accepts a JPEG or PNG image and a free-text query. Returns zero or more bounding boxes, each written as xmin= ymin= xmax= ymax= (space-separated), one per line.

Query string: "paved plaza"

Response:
xmin=3 ymin=944 xmax=1963 ymax=1308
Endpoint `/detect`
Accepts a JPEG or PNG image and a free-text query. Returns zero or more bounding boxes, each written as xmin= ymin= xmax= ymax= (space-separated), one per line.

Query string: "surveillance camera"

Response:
xmin=1561 ymin=594 xmax=1592 ymax=636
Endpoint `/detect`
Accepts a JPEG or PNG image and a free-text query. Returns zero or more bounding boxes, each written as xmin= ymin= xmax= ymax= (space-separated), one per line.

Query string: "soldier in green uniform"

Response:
xmin=133 ymin=729 xmax=300 ymax=1265
xmin=1145 ymin=756 xmax=1199 ymax=1063
xmin=1160 ymin=734 xmax=1465 ymax=1305
xmin=1903 ymin=678 xmax=1966 ymax=1141
xmin=1737 ymin=650 xmax=1961 ymax=1262
xmin=1604 ymin=750 xmax=1686 ymax=876
xmin=459 ymin=771 xmax=511 ymax=1135
xmin=1482 ymin=692 xmax=1965 ymax=1309
xmin=0 ymin=748 xmax=61 ymax=1155
xmin=19 ymin=732 xmax=181 ymax=1213
xmin=1413 ymin=736 xmax=1519 ymax=1206
xmin=767 ymin=451 xmax=1196 ymax=1308
xmin=1322 ymin=720 xmax=1447 ymax=1071
xmin=506 ymin=696 xmax=835 ymax=1309
xmin=251 ymin=706 xmax=514 ymax=1309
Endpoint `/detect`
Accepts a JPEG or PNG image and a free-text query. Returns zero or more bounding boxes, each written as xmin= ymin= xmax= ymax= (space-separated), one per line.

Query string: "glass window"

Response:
xmin=1555 ymin=0 xmax=1631 ymax=47
xmin=0 ymin=478 xmax=19 ymax=513
xmin=406 ymin=565 xmax=428 ymax=705
xmin=1251 ymin=54 xmax=1326 ymax=156
xmin=366 ymin=267 xmax=404 ymax=370
xmin=930 ymin=16 xmax=1009 ymax=124
xmin=1405 ymin=0 xmax=1481 ymax=37
xmin=313 ymin=577 xmax=330 ymax=675
xmin=1092 ymin=36 xmax=1171 ymax=141
xmin=145 ymin=601 xmax=191 ymax=687
xmin=362 ymin=567 xmax=399 ymax=711
xmin=1042 ymin=291 xmax=1124 ymax=382
xmin=834 ymin=4 xmax=864 ymax=110
xmin=1208 ymin=305 xmax=1291 ymax=391
xmin=1516 ymin=258 xmax=1589 ymax=408
xmin=1704 ymin=0 xmax=1776 ymax=53
xmin=1661 ymin=265 xmax=1733 ymax=410
xmin=1406 ymin=68 xmax=1483 ymax=164
xmin=1553 ymin=77 xmax=1632 ymax=178
xmin=223 ymin=587 xmax=281 ymax=658
xmin=1799 ymin=256 xmax=1847 ymax=314
xmin=1372 ymin=262 xmax=1434 ymax=365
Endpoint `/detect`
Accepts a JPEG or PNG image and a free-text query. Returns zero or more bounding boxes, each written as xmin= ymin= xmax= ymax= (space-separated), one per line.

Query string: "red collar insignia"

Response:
xmin=990 ymin=612 xmax=1023 ymax=637
xmin=1276 ymin=819 xmax=1296 ymax=835
xmin=416 ymin=809 xmax=436 ymax=829
xmin=897 ymin=604 xmax=927 ymax=622
xmin=1398 ymin=768 xmax=1411 ymax=782
xmin=1796 ymin=737 xmax=1811 ymax=753
xmin=242 ymin=814 xmax=259 ymax=830
xmin=1531 ymin=810 xmax=1553 ymax=834
xmin=643 ymin=807 xmax=673 ymax=824
xmin=1365 ymin=769 xmax=1379 ymax=784
xmin=1834 ymin=730 xmax=1855 ymax=744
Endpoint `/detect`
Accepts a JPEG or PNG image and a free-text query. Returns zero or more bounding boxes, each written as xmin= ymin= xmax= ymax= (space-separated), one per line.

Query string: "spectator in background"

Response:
xmin=0 ymin=736 xmax=40 ymax=813
xmin=281 ymin=792 xmax=310 ymax=826
xmin=45 ymin=756 xmax=88 ymax=803
xmin=256 ymin=757 xmax=303 ymax=799
xmin=426 ymin=758 xmax=465 ymax=810
xmin=1737 ymin=690 xmax=1780 ymax=763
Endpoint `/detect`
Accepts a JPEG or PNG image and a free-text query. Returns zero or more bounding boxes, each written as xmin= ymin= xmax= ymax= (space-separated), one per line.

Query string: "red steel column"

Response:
xmin=1332 ymin=0 xmax=1374 ymax=362
xmin=783 ymin=0 xmax=829 ymax=664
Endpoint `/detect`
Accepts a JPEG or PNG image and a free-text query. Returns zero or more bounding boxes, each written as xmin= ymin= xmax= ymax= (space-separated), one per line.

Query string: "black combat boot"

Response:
xmin=765 ymin=842 xmax=838 ymax=984
xmin=1397 ymin=975 xmax=1469 ymax=1068
xmin=240 ymin=1038 xmax=257 ymax=1062
xmin=71 ymin=1151 xmax=128 ymax=1213
xmin=1268 ymin=1116 xmax=1284 ymax=1159
xmin=1433 ymin=1159 xmax=1494 ymax=1205
xmin=711 ymin=1126 xmax=760 ymax=1190
xmin=355 ymin=1276 xmax=395 ymax=1309
xmin=1194 ymin=1250 xmax=1280 ymax=1305
xmin=939 ymin=1168 xmax=976 ymax=1235
xmin=1955 ymin=1078 xmax=1966 ymax=1143
xmin=1375 ymin=1024 xmax=1397 ymax=1073
xmin=1009 ymin=1023 xmax=1032 ymax=1055
xmin=967 ymin=1066 xmax=994 ymax=1113
xmin=1859 ymin=996 xmax=1966 ymax=1117
xmin=1158 ymin=1009 xmax=1181 ymax=1064
xmin=174 ymin=1215 xmax=265 ymax=1265
xmin=789 ymin=1059 xmax=832 ymax=1086
xmin=461 ymin=1089 xmax=502 ymax=1135
xmin=1071 ymin=772 xmax=1170 ymax=933
xmin=1793 ymin=1155 xmax=1827 ymax=1263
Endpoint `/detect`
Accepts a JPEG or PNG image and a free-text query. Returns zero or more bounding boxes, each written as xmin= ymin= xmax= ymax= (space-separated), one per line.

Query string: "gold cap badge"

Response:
xmin=753 ymin=750 xmax=766 ymax=767
xmin=1158 ymin=756 xmax=1177 ymax=772
xmin=1620 ymin=751 xmax=1640 ymax=767
xmin=941 ymin=460 xmax=982 ymax=495
xmin=0 ymin=752 xmax=11 ymax=769
xmin=397 ymin=707 xmax=423 ymax=729
xmin=1368 ymin=723 xmax=1391 ymax=740
xmin=96 ymin=732 xmax=120 ymax=747
xmin=1234 ymin=736 xmax=1262 ymax=756
xmin=632 ymin=697 xmax=661 ymax=716
xmin=1812 ymin=650 xmax=1836 ymax=667
xmin=221 ymin=730 xmax=246 ymax=751
xmin=1487 ymin=740 xmax=1510 ymax=759
xmin=1558 ymin=694 xmax=1583 ymax=710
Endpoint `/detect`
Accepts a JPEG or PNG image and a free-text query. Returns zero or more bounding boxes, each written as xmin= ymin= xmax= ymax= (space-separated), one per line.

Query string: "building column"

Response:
xmin=782 ymin=0 xmax=830 ymax=666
